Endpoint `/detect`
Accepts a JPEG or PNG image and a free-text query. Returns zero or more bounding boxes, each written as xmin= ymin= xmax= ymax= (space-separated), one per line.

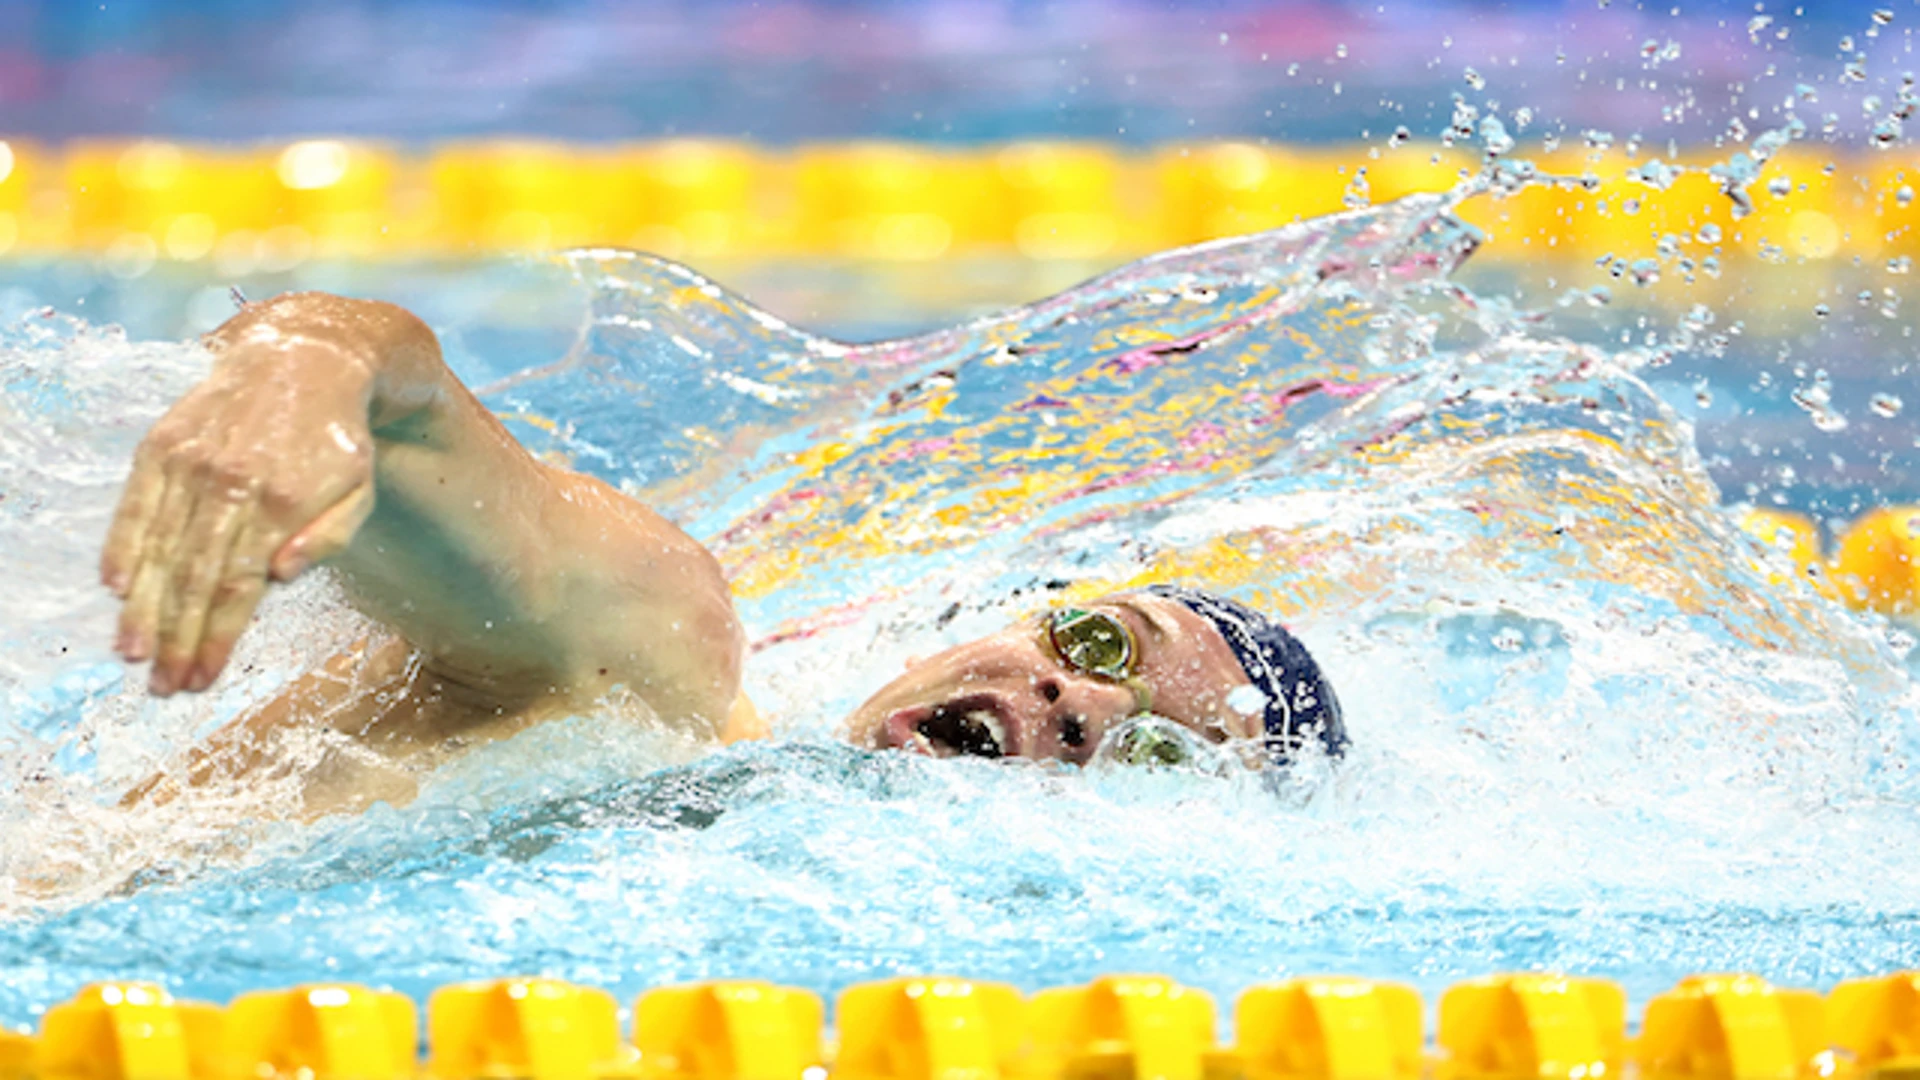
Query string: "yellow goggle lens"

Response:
xmin=1047 ymin=608 xmax=1136 ymax=681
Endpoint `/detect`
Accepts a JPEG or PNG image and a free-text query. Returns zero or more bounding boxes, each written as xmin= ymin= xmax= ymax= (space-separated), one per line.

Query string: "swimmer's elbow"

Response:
xmin=535 ymin=468 xmax=744 ymax=732
xmin=589 ymin=540 xmax=745 ymax=735
xmin=672 ymin=555 xmax=749 ymax=727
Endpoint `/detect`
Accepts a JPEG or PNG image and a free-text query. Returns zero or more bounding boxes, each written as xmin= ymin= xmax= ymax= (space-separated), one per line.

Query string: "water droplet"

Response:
xmin=1871 ymin=392 xmax=1904 ymax=417
xmin=1768 ymin=175 xmax=1793 ymax=197
xmin=1584 ymin=129 xmax=1614 ymax=149
xmin=1747 ymin=14 xmax=1774 ymax=38
xmin=1870 ymin=116 xmax=1904 ymax=148
xmin=1641 ymin=38 xmax=1661 ymax=59
xmin=1630 ymin=258 xmax=1661 ymax=286
xmin=1336 ymin=42 xmax=1348 ymax=59
xmin=1343 ymin=170 xmax=1371 ymax=210
xmin=1843 ymin=59 xmax=1868 ymax=84
xmin=1480 ymin=116 xmax=1514 ymax=156
xmin=1388 ymin=125 xmax=1411 ymax=147
xmin=1219 ymin=31 xmax=1230 ymax=44
xmin=1464 ymin=67 xmax=1485 ymax=90
xmin=1897 ymin=185 xmax=1915 ymax=208
xmin=1630 ymin=159 xmax=1682 ymax=190
xmin=1871 ymin=9 xmax=1893 ymax=26
xmin=1813 ymin=303 xmax=1831 ymax=318
xmin=1697 ymin=223 xmax=1723 ymax=244
xmin=1513 ymin=107 xmax=1533 ymax=130
xmin=1795 ymin=83 xmax=1819 ymax=103
xmin=1792 ymin=375 xmax=1848 ymax=431
xmin=1889 ymin=255 xmax=1913 ymax=274
xmin=1703 ymin=255 xmax=1723 ymax=278
xmin=1887 ymin=626 xmax=1917 ymax=660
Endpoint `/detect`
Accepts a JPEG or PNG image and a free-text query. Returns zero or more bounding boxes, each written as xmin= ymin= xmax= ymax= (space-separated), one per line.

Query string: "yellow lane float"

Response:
xmin=0 ymin=137 xmax=1900 ymax=266
xmin=6 ymin=971 xmax=1920 ymax=1080
xmin=1738 ymin=506 xmax=1920 ymax=617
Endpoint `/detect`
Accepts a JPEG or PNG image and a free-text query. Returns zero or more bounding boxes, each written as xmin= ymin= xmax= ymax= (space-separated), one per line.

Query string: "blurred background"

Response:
xmin=0 ymin=0 xmax=1880 ymax=143
xmin=0 ymin=0 xmax=1913 ymax=524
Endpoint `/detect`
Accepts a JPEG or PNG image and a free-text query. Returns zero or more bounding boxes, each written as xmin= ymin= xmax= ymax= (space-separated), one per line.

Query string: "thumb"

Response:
xmin=270 ymin=482 xmax=376 ymax=581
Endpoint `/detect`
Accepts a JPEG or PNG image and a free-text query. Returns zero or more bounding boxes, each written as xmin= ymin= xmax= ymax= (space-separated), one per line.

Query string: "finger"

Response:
xmin=270 ymin=482 xmax=376 ymax=581
xmin=174 ymin=492 xmax=305 ymax=693
xmin=101 ymin=443 xmax=169 ymax=597
xmin=190 ymin=570 xmax=268 ymax=693
xmin=154 ymin=491 xmax=251 ymax=694
xmin=228 ymin=513 xmax=292 ymax=588
xmin=117 ymin=467 xmax=198 ymax=665
xmin=184 ymin=512 xmax=277 ymax=692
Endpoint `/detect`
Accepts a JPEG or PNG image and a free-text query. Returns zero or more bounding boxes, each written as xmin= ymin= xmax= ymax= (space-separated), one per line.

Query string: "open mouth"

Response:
xmin=892 ymin=695 xmax=1010 ymax=758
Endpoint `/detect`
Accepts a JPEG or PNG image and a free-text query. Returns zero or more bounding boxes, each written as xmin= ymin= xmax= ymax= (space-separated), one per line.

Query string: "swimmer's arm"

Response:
xmin=118 ymin=637 xmax=426 ymax=820
xmin=103 ymin=291 xmax=745 ymax=732
xmin=122 ymin=638 xmax=764 ymax=820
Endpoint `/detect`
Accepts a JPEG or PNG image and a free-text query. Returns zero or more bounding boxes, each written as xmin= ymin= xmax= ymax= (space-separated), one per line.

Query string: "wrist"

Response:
xmin=206 ymin=292 xmax=443 ymax=428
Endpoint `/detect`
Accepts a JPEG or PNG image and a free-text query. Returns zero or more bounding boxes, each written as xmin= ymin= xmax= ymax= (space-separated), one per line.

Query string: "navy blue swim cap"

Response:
xmin=1142 ymin=585 xmax=1348 ymax=765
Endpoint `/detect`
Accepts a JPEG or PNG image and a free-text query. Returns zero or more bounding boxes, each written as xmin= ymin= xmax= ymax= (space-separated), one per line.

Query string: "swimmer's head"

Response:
xmin=844 ymin=587 xmax=1344 ymax=766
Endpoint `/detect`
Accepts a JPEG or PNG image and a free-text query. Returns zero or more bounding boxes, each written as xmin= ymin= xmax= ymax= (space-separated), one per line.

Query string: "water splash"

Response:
xmin=0 ymin=190 xmax=1915 ymax=1021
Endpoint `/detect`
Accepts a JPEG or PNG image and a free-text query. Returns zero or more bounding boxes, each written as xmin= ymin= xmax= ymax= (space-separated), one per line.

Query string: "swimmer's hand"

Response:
xmin=101 ymin=290 xmax=744 ymax=743
xmin=101 ymin=295 xmax=408 ymax=694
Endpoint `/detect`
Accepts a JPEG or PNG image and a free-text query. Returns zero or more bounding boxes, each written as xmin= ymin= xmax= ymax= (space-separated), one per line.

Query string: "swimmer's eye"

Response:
xmin=1040 ymin=607 xmax=1155 ymax=715
xmin=1044 ymin=608 xmax=1137 ymax=681
xmin=1101 ymin=718 xmax=1200 ymax=768
xmin=1060 ymin=715 xmax=1086 ymax=748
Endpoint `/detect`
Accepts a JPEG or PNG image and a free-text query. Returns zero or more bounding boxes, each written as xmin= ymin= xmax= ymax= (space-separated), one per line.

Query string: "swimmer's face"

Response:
xmin=844 ymin=592 xmax=1260 ymax=763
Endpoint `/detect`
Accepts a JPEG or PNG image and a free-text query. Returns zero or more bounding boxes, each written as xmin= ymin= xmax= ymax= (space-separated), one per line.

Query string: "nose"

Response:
xmin=1020 ymin=673 xmax=1138 ymax=761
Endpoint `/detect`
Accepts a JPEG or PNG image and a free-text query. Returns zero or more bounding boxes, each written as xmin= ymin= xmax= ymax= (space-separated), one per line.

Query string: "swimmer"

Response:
xmin=102 ymin=292 xmax=1344 ymax=817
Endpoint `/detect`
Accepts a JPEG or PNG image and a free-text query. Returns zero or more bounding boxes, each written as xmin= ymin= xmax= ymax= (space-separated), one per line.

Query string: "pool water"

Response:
xmin=2 ymin=181 xmax=1916 ymax=1026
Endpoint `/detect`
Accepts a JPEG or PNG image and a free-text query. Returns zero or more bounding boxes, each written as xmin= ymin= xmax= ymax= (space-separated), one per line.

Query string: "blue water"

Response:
xmin=1 ymin=192 xmax=1916 ymax=1031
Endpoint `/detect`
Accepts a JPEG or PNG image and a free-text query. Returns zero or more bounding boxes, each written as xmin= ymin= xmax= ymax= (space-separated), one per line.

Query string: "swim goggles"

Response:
xmin=1045 ymin=608 xmax=1243 ymax=773
xmin=1090 ymin=715 xmax=1229 ymax=772
xmin=1044 ymin=607 xmax=1154 ymax=714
